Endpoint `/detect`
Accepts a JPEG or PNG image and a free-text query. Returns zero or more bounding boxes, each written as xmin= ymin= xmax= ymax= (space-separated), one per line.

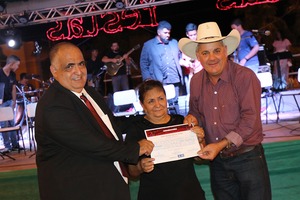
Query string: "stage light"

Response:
xmin=7 ymin=38 xmax=16 ymax=47
xmin=18 ymin=12 xmax=30 ymax=24
xmin=6 ymin=36 xmax=21 ymax=49
xmin=3 ymin=29 xmax=22 ymax=49
xmin=0 ymin=1 xmax=6 ymax=13
xmin=115 ymin=0 xmax=125 ymax=9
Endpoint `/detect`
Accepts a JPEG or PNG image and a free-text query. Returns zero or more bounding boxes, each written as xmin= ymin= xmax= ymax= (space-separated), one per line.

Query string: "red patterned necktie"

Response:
xmin=80 ymin=94 xmax=129 ymax=177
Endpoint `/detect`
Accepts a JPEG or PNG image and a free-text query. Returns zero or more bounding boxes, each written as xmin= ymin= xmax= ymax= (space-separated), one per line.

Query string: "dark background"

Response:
xmin=1 ymin=0 xmax=300 ymax=90
xmin=2 ymin=0 xmax=300 ymax=53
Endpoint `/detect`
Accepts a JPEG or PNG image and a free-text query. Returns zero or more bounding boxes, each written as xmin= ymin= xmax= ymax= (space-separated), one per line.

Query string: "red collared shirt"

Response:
xmin=189 ymin=60 xmax=263 ymax=149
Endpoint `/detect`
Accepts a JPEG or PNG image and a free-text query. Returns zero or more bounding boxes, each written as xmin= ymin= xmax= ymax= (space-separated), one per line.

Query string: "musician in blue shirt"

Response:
xmin=140 ymin=20 xmax=183 ymax=113
xmin=231 ymin=19 xmax=260 ymax=74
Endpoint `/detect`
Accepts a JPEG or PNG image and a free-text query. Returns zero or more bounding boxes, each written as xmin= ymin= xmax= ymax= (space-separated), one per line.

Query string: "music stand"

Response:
xmin=267 ymin=51 xmax=292 ymax=90
xmin=16 ymin=85 xmax=32 ymax=150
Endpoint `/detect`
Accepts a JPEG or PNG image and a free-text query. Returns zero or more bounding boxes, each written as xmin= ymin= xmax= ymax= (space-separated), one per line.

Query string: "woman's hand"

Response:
xmin=184 ymin=114 xmax=198 ymax=126
xmin=191 ymin=125 xmax=205 ymax=142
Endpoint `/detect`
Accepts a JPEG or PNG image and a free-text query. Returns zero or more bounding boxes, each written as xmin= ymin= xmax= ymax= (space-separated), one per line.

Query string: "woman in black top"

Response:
xmin=126 ymin=80 xmax=206 ymax=200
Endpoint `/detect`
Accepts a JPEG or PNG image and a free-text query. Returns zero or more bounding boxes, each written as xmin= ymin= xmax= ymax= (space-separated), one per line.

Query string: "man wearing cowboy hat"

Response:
xmin=181 ymin=22 xmax=271 ymax=200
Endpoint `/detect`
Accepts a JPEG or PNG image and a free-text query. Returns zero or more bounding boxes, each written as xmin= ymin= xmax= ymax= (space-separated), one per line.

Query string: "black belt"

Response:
xmin=219 ymin=144 xmax=259 ymax=159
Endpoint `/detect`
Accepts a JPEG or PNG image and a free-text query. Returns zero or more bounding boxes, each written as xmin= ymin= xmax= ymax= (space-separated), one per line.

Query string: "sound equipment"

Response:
xmin=267 ymin=51 xmax=293 ymax=90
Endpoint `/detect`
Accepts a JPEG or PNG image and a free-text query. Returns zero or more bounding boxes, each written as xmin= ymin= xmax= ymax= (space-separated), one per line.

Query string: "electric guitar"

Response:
xmin=106 ymin=44 xmax=140 ymax=76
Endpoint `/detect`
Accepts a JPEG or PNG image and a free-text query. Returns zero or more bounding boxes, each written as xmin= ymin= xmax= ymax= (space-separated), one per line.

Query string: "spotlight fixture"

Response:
xmin=0 ymin=1 xmax=6 ymax=13
xmin=18 ymin=12 xmax=30 ymax=24
xmin=7 ymin=38 xmax=16 ymax=47
xmin=74 ymin=0 xmax=85 ymax=3
xmin=115 ymin=0 xmax=125 ymax=9
xmin=4 ymin=29 xmax=22 ymax=49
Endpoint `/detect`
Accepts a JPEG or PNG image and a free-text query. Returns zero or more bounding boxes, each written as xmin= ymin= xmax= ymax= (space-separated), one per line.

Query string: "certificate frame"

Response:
xmin=145 ymin=124 xmax=201 ymax=164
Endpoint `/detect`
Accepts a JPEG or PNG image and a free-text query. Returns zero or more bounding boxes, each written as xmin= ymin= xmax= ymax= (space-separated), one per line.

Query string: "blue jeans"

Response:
xmin=0 ymin=100 xmax=18 ymax=149
xmin=210 ymin=144 xmax=271 ymax=200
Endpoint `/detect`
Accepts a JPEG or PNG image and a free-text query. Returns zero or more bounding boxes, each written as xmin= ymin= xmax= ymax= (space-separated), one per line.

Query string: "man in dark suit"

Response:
xmin=35 ymin=42 xmax=154 ymax=200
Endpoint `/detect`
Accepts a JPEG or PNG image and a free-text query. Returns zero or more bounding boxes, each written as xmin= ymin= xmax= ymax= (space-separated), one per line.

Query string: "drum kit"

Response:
xmin=14 ymin=75 xmax=52 ymax=152
xmin=15 ymin=75 xmax=51 ymax=126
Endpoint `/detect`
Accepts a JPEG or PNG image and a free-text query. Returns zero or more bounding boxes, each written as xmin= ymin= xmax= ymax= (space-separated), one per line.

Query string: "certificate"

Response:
xmin=145 ymin=124 xmax=201 ymax=164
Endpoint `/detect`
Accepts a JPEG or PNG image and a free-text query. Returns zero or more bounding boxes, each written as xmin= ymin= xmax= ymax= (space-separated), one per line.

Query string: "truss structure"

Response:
xmin=0 ymin=0 xmax=192 ymax=29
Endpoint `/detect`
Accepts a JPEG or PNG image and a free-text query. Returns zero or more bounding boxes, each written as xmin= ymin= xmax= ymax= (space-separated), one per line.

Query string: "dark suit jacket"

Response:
xmin=35 ymin=80 xmax=140 ymax=200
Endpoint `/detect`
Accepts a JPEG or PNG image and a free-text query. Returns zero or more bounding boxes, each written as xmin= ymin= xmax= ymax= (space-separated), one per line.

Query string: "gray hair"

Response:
xmin=6 ymin=55 xmax=20 ymax=64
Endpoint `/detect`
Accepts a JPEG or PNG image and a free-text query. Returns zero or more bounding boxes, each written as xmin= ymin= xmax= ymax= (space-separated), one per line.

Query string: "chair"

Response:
xmin=132 ymin=101 xmax=144 ymax=115
xmin=0 ymin=106 xmax=26 ymax=158
xmin=276 ymin=68 xmax=300 ymax=123
xmin=257 ymin=72 xmax=277 ymax=124
xmin=163 ymin=84 xmax=177 ymax=114
xmin=113 ymin=89 xmax=138 ymax=117
xmin=26 ymin=102 xmax=37 ymax=152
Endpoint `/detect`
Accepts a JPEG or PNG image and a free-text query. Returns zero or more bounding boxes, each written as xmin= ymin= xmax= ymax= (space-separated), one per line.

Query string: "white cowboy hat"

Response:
xmin=178 ymin=22 xmax=240 ymax=60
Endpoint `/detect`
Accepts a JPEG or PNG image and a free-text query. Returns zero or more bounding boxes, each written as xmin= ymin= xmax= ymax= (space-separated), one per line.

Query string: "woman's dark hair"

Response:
xmin=138 ymin=80 xmax=165 ymax=103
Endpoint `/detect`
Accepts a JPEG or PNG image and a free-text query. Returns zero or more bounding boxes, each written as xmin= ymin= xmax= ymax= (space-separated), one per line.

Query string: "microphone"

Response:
xmin=252 ymin=29 xmax=271 ymax=36
xmin=101 ymin=65 xmax=107 ymax=71
xmin=95 ymin=66 xmax=107 ymax=78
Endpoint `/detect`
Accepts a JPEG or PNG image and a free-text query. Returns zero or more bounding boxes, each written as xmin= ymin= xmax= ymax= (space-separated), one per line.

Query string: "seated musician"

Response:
xmin=102 ymin=42 xmax=133 ymax=113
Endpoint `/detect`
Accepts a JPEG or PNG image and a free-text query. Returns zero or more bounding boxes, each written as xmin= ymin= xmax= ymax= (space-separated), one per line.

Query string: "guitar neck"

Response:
xmin=106 ymin=44 xmax=140 ymax=76
xmin=117 ymin=48 xmax=135 ymax=63
xmin=124 ymin=45 xmax=140 ymax=58
xmin=126 ymin=48 xmax=135 ymax=55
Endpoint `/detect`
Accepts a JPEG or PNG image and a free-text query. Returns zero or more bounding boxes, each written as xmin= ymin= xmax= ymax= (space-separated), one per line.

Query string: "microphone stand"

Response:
xmin=32 ymin=77 xmax=49 ymax=99
xmin=19 ymin=84 xmax=38 ymax=158
xmin=94 ymin=66 xmax=107 ymax=93
xmin=16 ymin=85 xmax=31 ymax=154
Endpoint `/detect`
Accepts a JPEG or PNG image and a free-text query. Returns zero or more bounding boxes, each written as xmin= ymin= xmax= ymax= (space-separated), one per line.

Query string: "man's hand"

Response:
xmin=123 ymin=53 xmax=129 ymax=59
xmin=197 ymin=139 xmax=228 ymax=160
xmin=239 ymin=58 xmax=246 ymax=66
xmin=184 ymin=114 xmax=198 ymax=126
xmin=112 ymin=58 xmax=119 ymax=63
xmin=138 ymin=139 xmax=154 ymax=156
